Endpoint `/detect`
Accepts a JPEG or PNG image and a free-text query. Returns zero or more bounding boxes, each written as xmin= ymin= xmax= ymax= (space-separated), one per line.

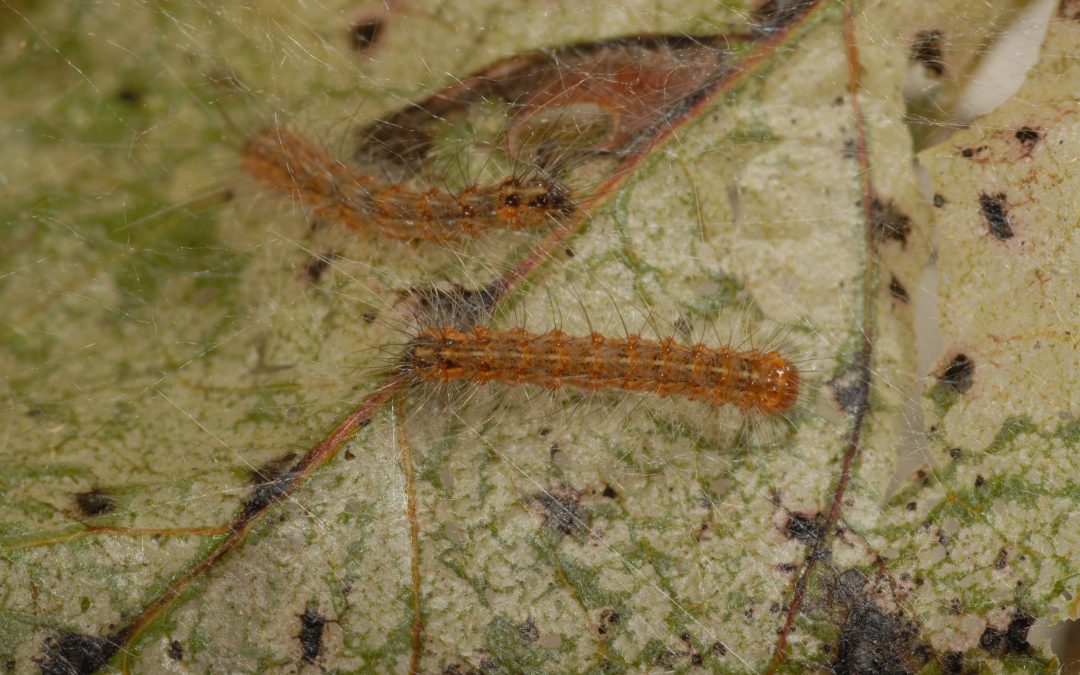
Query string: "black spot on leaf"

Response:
xmin=889 ymin=277 xmax=910 ymax=302
xmin=938 ymin=532 xmax=952 ymax=550
xmin=167 ymin=640 xmax=183 ymax=661
xmin=911 ymin=30 xmax=945 ymax=76
xmin=979 ymin=193 xmax=1014 ymax=240
xmin=937 ymin=354 xmax=974 ymax=393
xmin=870 ymin=197 xmax=912 ymax=247
xmin=534 ymin=485 xmax=589 ymax=535
xmin=303 ymin=251 xmax=335 ymax=283
xmin=933 ymin=193 xmax=945 ymax=208
xmin=993 ymin=548 xmax=1008 ymax=569
xmin=74 ymin=488 xmax=114 ymax=517
xmin=979 ymin=610 xmax=1034 ymax=657
xmin=654 ymin=649 xmax=679 ymax=667
xmin=828 ymin=363 xmax=870 ymax=417
xmin=38 ymin=632 xmax=120 ymax=675
xmin=785 ymin=513 xmax=825 ymax=546
xmin=673 ymin=316 xmax=693 ymax=341
xmin=597 ymin=608 xmax=621 ymax=635
xmin=1005 ymin=611 xmax=1035 ymax=653
xmin=115 ymin=86 xmax=143 ymax=105
xmin=299 ymin=603 xmax=327 ymax=664
xmin=828 ymin=570 xmax=929 ymax=675
xmin=349 ymin=19 xmax=383 ymax=50
xmin=980 ymin=626 xmax=1006 ymax=654
xmin=517 ymin=619 xmax=539 ymax=643
xmin=1014 ymin=126 xmax=1043 ymax=150
xmin=244 ymin=453 xmax=300 ymax=518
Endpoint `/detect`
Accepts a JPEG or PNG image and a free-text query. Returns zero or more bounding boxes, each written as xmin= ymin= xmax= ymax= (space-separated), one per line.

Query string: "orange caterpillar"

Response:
xmin=402 ymin=326 xmax=800 ymax=414
xmin=241 ymin=128 xmax=574 ymax=241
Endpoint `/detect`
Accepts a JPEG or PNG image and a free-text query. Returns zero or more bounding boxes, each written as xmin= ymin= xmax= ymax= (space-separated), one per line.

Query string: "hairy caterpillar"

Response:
xmin=241 ymin=127 xmax=574 ymax=242
xmin=399 ymin=325 xmax=800 ymax=414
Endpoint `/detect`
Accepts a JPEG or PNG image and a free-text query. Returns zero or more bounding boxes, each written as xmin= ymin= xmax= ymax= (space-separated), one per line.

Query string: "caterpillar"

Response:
xmin=241 ymin=127 xmax=574 ymax=242
xmin=400 ymin=325 xmax=800 ymax=414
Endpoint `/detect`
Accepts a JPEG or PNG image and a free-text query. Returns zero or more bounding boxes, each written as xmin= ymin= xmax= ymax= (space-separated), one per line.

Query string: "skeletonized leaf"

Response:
xmin=0 ymin=1 xmax=1072 ymax=672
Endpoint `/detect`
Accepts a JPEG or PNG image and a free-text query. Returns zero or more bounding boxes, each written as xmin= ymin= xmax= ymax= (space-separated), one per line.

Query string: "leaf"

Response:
xmin=0 ymin=1 xmax=1074 ymax=673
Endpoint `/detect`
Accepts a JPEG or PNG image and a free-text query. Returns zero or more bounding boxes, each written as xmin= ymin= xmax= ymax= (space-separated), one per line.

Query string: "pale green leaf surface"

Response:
xmin=0 ymin=1 xmax=1073 ymax=673
xmin=911 ymin=4 xmax=1080 ymax=644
